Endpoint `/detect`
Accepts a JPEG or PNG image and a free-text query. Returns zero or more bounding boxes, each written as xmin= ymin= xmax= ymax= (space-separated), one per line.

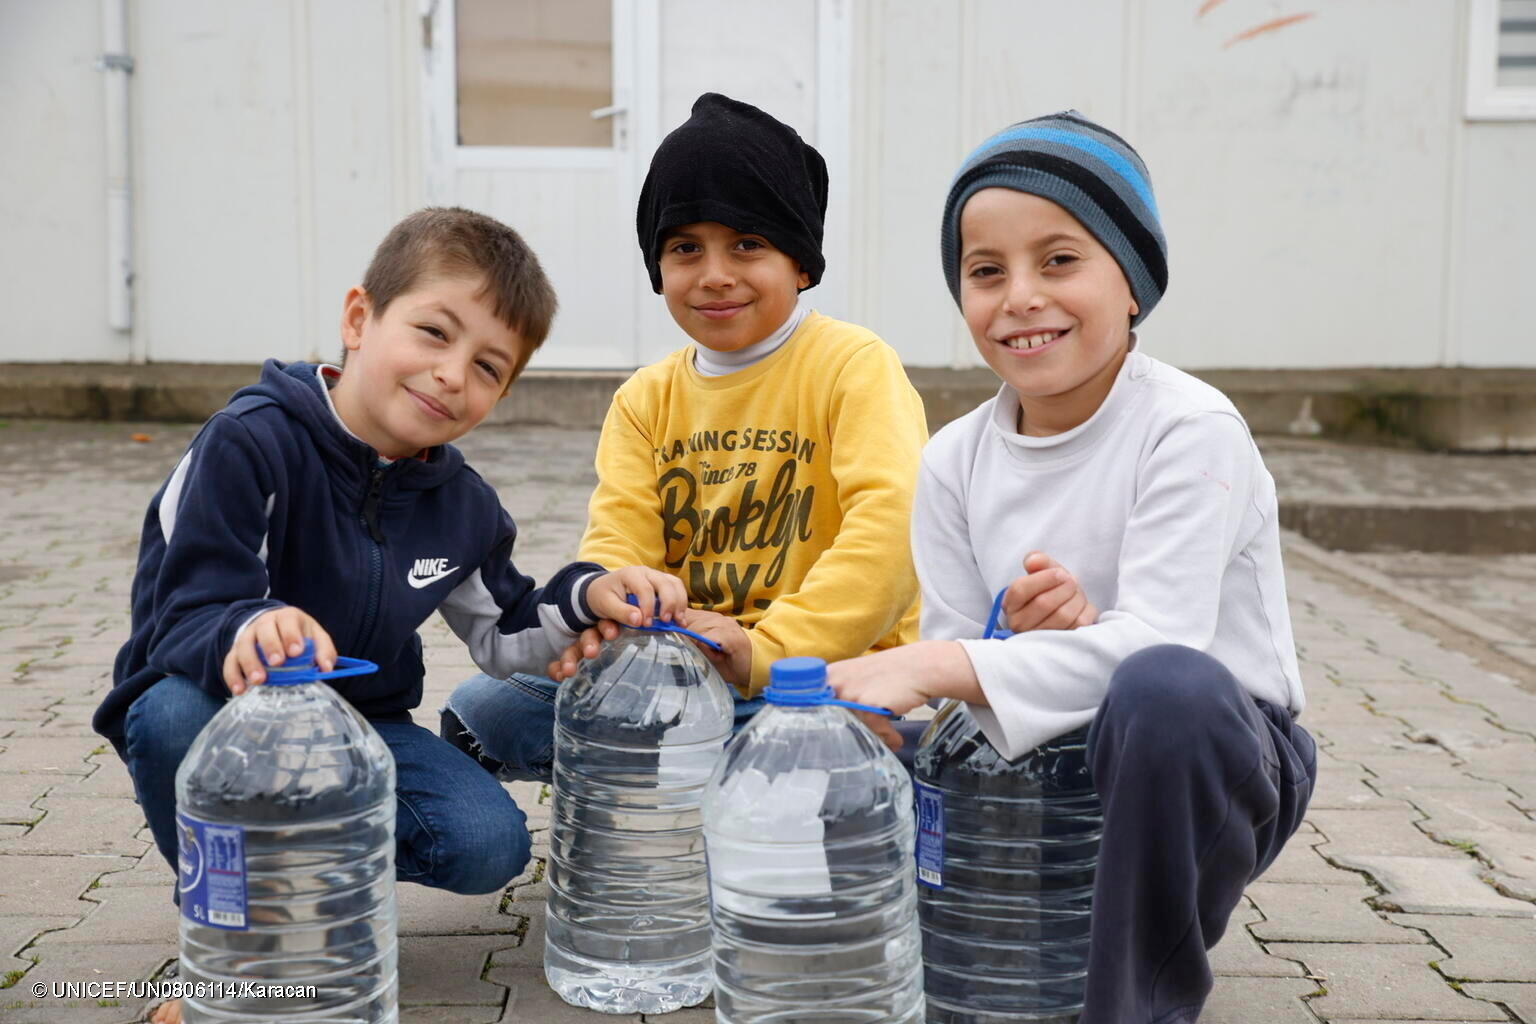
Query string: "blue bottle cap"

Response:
xmin=768 ymin=656 xmax=827 ymax=691
xmin=764 ymin=657 xmax=892 ymax=716
xmin=258 ymin=638 xmax=379 ymax=686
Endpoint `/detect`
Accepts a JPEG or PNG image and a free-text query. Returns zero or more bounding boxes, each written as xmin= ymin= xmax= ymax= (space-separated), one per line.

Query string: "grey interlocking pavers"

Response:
xmin=0 ymin=796 xmax=151 ymax=857
xmin=0 ymin=735 xmax=104 ymax=776
xmin=1198 ymin=977 xmax=1318 ymax=1023
xmin=1462 ymin=982 xmax=1536 ymax=1024
xmin=396 ymin=883 xmax=527 ymax=938
xmin=1274 ymin=942 xmax=1509 ymax=1021
xmin=1332 ymin=854 xmax=1536 ymax=917
xmin=1208 ymin=898 xmax=1307 ymax=978
xmin=0 ymin=854 xmax=132 ymax=918
xmin=400 ymin=1007 xmax=504 ymax=1023
xmin=0 ymin=939 xmax=174 ymax=1024
xmin=6 ymin=422 xmax=1536 ymax=1021
xmin=0 ymin=914 xmax=78 ymax=973
xmin=1308 ymin=807 xmax=1464 ymax=859
xmin=399 ymin=936 xmax=527 ymax=1008
xmin=91 ymin=851 xmax=174 ymax=890
xmin=0 ymin=788 xmax=44 ymax=826
xmin=49 ymin=759 xmax=139 ymax=799
xmin=31 ymin=884 xmax=174 ymax=945
xmin=1386 ymin=913 xmax=1536 ymax=982
xmin=1262 ymin=826 xmax=1373 ymax=885
xmin=1246 ymin=882 xmax=1425 ymax=944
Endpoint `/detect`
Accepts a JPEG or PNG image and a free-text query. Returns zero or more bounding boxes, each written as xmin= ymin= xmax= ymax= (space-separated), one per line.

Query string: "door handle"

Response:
xmin=590 ymin=104 xmax=627 ymax=120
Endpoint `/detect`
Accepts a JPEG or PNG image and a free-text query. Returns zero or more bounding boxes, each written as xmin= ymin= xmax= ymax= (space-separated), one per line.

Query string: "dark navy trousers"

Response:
xmin=897 ymin=644 xmax=1316 ymax=1024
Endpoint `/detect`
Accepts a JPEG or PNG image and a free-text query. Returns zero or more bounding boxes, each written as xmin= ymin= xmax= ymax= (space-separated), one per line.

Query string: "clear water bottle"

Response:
xmin=544 ymin=614 xmax=735 ymax=1013
xmin=913 ymin=589 xmax=1103 ymax=1024
xmin=703 ymin=656 xmax=924 ymax=1024
xmin=175 ymin=640 xmax=397 ymax=1024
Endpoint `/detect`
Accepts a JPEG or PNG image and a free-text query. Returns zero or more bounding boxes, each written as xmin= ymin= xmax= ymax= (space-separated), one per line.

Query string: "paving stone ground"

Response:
xmin=1 ymin=420 xmax=1533 ymax=1023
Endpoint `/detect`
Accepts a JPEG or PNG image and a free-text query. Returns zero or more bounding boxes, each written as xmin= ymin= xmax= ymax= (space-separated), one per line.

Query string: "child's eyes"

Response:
xmin=477 ymin=360 xmax=501 ymax=381
xmin=668 ymin=241 xmax=700 ymax=255
xmin=735 ymin=238 xmax=764 ymax=252
xmin=419 ymin=325 xmax=447 ymax=341
xmin=1045 ymin=253 xmax=1079 ymax=268
xmin=967 ymin=264 xmax=1002 ymax=279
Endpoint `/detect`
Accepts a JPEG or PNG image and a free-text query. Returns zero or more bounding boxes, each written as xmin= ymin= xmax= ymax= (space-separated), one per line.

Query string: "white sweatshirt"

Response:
xmin=915 ymin=349 xmax=1305 ymax=759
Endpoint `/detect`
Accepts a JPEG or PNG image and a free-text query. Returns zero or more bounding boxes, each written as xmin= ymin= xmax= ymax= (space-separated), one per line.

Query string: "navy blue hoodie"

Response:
xmin=95 ymin=361 xmax=601 ymax=743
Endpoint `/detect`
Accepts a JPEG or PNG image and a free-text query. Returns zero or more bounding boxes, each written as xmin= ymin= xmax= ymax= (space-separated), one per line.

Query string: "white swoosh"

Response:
xmin=408 ymin=566 xmax=460 ymax=589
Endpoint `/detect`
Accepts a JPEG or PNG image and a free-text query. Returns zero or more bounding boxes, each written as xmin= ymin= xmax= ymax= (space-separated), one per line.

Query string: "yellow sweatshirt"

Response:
xmin=580 ymin=312 xmax=926 ymax=694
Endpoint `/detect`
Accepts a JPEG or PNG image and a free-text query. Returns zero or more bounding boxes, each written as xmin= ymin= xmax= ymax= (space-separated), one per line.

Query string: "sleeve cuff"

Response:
xmin=744 ymin=631 xmax=779 ymax=698
xmin=570 ymin=570 xmax=604 ymax=629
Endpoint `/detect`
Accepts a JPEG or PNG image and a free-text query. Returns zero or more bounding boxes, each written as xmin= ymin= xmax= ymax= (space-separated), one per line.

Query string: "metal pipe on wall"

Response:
xmin=98 ymin=0 xmax=134 ymax=333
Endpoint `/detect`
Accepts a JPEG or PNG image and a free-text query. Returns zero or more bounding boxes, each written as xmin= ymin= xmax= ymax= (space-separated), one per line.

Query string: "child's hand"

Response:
xmin=222 ymin=606 xmax=336 ymax=695
xmin=827 ymin=647 xmax=935 ymax=718
xmin=547 ymin=620 xmax=622 ymax=682
xmin=828 ymin=641 xmax=984 ymax=753
xmin=1001 ymin=552 xmax=1098 ymax=633
xmin=584 ymin=567 xmax=688 ymax=628
xmin=676 ymin=609 xmax=752 ymax=689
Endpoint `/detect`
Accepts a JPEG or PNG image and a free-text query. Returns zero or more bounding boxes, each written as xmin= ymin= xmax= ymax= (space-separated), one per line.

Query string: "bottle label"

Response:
xmin=914 ymin=781 xmax=945 ymax=889
xmin=176 ymin=812 xmax=248 ymax=930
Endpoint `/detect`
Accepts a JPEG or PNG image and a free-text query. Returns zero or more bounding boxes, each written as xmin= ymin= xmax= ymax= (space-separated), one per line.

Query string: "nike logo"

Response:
xmin=408 ymin=557 xmax=460 ymax=589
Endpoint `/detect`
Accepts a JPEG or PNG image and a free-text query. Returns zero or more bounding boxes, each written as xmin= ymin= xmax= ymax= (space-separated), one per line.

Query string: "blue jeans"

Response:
xmin=121 ymin=676 xmax=532 ymax=899
xmin=441 ymin=672 xmax=767 ymax=783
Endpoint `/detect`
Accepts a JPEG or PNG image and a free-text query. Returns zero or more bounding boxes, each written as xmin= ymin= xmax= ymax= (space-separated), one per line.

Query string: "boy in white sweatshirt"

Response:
xmin=829 ymin=111 xmax=1317 ymax=1024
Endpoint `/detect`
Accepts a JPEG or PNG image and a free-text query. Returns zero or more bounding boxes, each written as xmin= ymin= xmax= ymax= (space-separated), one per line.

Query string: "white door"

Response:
xmin=424 ymin=0 xmax=849 ymax=371
xmin=423 ymin=0 xmax=646 ymax=369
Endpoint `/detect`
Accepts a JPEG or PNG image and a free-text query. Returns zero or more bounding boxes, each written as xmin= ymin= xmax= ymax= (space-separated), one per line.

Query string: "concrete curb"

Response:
xmin=1278 ymin=529 xmax=1536 ymax=688
xmin=5 ymin=363 xmax=1536 ymax=451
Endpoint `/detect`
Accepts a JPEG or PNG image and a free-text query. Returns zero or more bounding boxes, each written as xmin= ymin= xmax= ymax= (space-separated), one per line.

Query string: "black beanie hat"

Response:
xmin=636 ymin=93 xmax=828 ymax=293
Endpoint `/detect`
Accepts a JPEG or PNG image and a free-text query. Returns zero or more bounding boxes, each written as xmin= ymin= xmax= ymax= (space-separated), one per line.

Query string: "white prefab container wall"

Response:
xmin=1 ymin=0 xmax=1533 ymax=370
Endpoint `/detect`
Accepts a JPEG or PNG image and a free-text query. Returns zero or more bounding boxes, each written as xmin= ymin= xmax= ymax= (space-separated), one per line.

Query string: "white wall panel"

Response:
xmin=1136 ymin=0 xmax=1458 ymax=369
xmin=134 ymin=1 xmax=306 ymax=363
xmin=657 ymin=0 xmax=818 ymax=138
xmin=0 ymin=0 xmax=117 ymax=361
xmin=850 ymin=0 xmax=966 ymax=367
xmin=1452 ymin=124 xmax=1536 ymax=366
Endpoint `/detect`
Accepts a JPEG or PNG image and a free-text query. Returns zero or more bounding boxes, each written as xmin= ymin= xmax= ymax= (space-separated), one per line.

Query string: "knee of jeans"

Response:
xmin=442 ymin=674 xmax=557 ymax=774
xmin=431 ymin=807 xmax=532 ymax=895
xmin=123 ymin=677 xmax=222 ymax=770
xmin=1107 ymin=645 xmax=1233 ymax=724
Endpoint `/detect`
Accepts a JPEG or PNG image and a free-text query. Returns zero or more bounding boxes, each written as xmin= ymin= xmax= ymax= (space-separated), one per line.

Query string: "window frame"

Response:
xmin=424 ymin=0 xmax=637 ymax=172
xmin=1466 ymin=0 xmax=1536 ymax=120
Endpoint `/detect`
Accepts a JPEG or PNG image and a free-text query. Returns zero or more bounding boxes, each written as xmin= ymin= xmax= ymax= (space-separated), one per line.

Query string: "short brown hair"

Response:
xmin=361 ymin=207 xmax=557 ymax=371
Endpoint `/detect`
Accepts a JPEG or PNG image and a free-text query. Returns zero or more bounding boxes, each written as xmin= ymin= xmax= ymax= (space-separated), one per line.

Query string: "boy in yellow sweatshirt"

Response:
xmin=441 ymin=93 xmax=926 ymax=766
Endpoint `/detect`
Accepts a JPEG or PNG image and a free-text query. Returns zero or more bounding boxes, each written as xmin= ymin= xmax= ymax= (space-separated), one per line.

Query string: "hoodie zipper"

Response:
xmin=357 ymin=466 xmax=386 ymax=652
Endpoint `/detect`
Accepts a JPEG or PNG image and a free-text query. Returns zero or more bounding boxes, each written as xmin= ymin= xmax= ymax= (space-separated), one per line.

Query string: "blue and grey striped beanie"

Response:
xmin=941 ymin=111 xmax=1168 ymax=327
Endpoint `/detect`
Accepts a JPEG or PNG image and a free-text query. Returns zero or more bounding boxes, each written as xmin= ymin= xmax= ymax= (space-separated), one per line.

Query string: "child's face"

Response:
xmin=658 ymin=221 xmax=810 ymax=353
xmin=959 ymin=189 xmax=1139 ymax=433
xmin=333 ymin=274 xmax=526 ymax=457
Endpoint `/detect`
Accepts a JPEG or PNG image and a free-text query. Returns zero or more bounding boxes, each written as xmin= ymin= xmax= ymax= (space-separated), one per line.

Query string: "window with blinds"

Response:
xmin=1468 ymin=0 xmax=1536 ymax=118
xmin=455 ymin=0 xmax=613 ymax=147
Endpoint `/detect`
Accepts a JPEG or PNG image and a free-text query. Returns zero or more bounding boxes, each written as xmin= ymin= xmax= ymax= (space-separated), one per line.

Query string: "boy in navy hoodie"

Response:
xmin=94 ymin=207 xmax=684 ymax=929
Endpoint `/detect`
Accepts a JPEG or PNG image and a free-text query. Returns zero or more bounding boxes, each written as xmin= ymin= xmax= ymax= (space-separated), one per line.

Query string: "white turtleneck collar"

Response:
xmin=692 ymin=300 xmax=809 ymax=377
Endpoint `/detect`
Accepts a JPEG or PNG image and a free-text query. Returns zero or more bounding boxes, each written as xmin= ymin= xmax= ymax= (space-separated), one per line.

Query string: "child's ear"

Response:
xmin=797 ymin=264 xmax=810 ymax=291
xmin=340 ymin=286 xmax=372 ymax=352
xmin=1129 ymin=297 xmax=1140 ymax=320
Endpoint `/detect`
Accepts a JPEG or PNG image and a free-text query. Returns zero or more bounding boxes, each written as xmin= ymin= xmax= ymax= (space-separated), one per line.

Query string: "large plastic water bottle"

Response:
xmin=175 ymin=640 xmax=397 ymax=1023
xmin=913 ymin=589 xmax=1103 ymax=1024
xmin=544 ymin=611 xmax=735 ymax=1013
xmin=703 ymin=656 xmax=924 ymax=1023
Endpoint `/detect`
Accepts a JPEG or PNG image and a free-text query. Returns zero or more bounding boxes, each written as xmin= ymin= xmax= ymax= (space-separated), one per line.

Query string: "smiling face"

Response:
xmin=330 ymin=274 xmax=526 ymax=458
xmin=959 ymin=188 xmax=1139 ymax=436
xmin=658 ymin=221 xmax=810 ymax=353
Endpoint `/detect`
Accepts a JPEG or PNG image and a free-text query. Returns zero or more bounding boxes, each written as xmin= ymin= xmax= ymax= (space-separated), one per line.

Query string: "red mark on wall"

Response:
xmin=1197 ymin=0 xmax=1230 ymax=15
xmin=1223 ymin=12 xmax=1316 ymax=48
